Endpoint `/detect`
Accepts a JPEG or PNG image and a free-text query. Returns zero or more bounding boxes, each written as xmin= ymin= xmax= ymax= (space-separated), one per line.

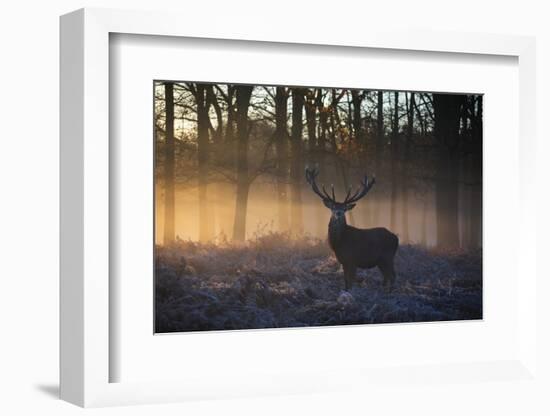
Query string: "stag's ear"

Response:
xmin=323 ymin=199 xmax=333 ymax=209
xmin=345 ymin=203 xmax=356 ymax=211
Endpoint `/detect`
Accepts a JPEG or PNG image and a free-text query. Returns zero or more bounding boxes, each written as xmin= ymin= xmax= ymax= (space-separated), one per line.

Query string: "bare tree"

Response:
xmin=389 ymin=91 xmax=399 ymax=231
xmin=194 ymin=83 xmax=213 ymax=242
xmin=468 ymin=95 xmax=482 ymax=248
xmin=351 ymin=90 xmax=365 ymax=146
xmin=163 ymin=82 xmax=176 ymax=245
xmin=290 ymin=88 xmax=305 ymax=235
xmin=274 ymin=87 xmax=290 ymax=232
xmin=232 ymin=85 xmax=254 ymax=241
xmin=401 ymin=92 xmax=415 ymax=243
xmin=433 ymin=93 xmax=466 ymax=248
xmin=373 ymin=90 xmax=384 ymax=225
xmin=304 ymin=89 xmax=317 ymax=161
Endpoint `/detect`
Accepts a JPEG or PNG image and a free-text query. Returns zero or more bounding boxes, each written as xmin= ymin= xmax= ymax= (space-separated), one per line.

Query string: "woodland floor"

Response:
xmin=155 ymin=233 xmax=482 ymax=333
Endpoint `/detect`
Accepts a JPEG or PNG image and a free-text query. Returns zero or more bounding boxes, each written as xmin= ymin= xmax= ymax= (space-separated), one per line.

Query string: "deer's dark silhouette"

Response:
xmin=305 ymin=167 xmax=399 ymax=291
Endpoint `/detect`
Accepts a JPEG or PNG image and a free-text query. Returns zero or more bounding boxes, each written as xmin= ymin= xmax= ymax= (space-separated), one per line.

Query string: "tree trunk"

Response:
xmin=469 ymin=96 xmax=482 ymax=248
xmin=433 ymin=93 xmax=465 ymax=248
xmin=351 ymin=90 xmax=364 ymax=145
xmin=224 ymin=85 xmax=236 ymax=144
xmin=290 ymin=88 xmax=305 ymax=235
xmin=304 ymin=88 xmax=321 ymax=233
xmin=223 ymin=85 xmax=237 ymax=175
xmin=390 ymin=91 xmax=399 ymax=231
xmin=352 ymin=90 xmax=372 ymax=226
xmin=317 ymin=91 xmax=328 ymax=153
xmin=163 ymin=82 xmax=176 ymax=245
xmin=274 ymin=87 xmax=289 ymax=233
xmin=316 ymin=91 xmax=329 ymax=236
xmin=401 ymin=92 xmax=414 ymax=243
xmin=305 ymin=89 xmax=317 ymax=161
xmin=373 ymin=91 xmax=384 ymax=225
xmin=206 ymin=86 xmax=223 ymax=239
xmin=195 ymin=84 xmax=213 ymax=242
xmin=346 ymin=91 xmax=353 ymax=139
xmin=232 ymin=85 xmax=254 ymax=242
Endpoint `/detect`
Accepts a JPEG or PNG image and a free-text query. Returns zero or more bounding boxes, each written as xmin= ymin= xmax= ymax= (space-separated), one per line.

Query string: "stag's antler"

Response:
xmin=305 ymin=166 xmax=337 ymax=204
xmin=305 ymin=166 xmax=375 ymax=206
xmin=343 ymin=174 xmax=376 ymax=205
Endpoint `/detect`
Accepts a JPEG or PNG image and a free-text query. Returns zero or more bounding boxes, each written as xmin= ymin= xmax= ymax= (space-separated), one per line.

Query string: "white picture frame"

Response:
xmin=60 ymin=7 xmax=538 ymax=408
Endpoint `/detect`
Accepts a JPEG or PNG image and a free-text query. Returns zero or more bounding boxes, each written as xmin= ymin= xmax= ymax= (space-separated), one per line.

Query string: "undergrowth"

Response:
xmin=155 ymin=233 xmax=482 ymax=332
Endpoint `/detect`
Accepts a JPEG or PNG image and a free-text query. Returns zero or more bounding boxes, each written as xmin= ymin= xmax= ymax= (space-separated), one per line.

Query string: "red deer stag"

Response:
xmin=305 ymin=167 xmax=399 ymax=291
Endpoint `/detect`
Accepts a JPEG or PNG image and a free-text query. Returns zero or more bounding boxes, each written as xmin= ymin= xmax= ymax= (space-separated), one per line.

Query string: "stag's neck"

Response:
xmin=328 ymin=216 xmax=347 ymax=250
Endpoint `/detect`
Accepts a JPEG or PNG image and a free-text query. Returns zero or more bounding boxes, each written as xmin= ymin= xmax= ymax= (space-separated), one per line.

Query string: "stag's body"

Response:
xmin=328 ymin=218 xmax=398 ymax=290
xmin=306 ymin=167 xmax=399 ymax=291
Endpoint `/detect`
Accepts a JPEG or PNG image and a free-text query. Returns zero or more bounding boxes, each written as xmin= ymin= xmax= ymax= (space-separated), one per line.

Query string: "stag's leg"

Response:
xmin=343 ymin=266 xmax=350 ymax=291
xmin=342 ymin=265 xmax=356 ymax=291
xmin=378 ymin=260 xmax=396 ymax=292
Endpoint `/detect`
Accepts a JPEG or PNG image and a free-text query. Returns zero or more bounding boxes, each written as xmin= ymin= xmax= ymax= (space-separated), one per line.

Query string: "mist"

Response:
xmin=156 ymin=179 xmax=450 ymax=246
xmin=154 ymin=82 xmax=481 ymax=249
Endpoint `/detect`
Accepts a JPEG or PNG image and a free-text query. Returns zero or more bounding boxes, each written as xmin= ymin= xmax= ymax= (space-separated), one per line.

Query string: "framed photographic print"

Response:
xmin=60 ymin=7 xmax=540 ymax=409
xmin=152 ymin=80 xmax=483 ymax=334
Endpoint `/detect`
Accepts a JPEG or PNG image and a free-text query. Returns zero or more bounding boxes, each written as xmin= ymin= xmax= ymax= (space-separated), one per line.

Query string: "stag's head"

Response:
xmin=305 ymin=167 xmax=376 ymax=224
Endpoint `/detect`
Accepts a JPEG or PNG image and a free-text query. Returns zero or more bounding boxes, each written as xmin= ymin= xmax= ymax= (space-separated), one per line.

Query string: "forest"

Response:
xmin=154 ymin=81 xmax=483 ymax=332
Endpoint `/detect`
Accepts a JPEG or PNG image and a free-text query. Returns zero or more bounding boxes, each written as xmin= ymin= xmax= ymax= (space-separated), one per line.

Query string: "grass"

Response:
xmin=155 ymin=232 xmax=482 ymax=333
